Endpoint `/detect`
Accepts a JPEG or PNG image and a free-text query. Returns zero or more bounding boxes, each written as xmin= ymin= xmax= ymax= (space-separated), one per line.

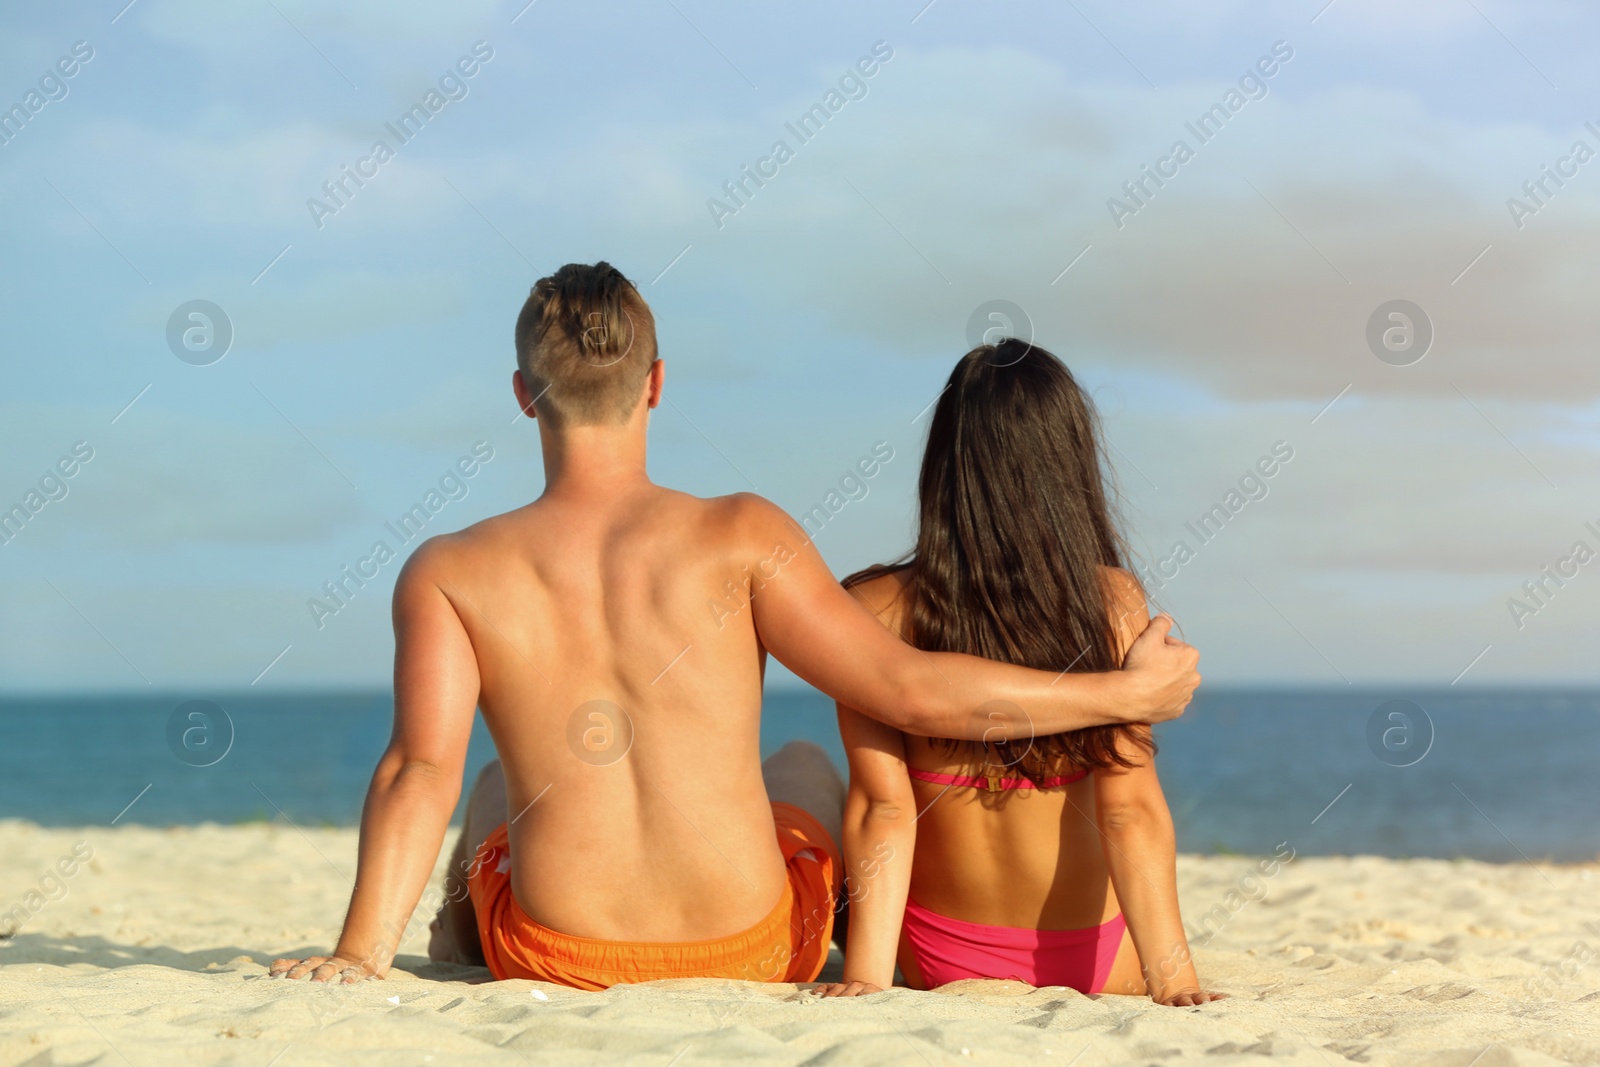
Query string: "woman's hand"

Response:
xmin=1153 ymin=987 xmax=1228 ymax=1007
xmin=268 ymin=954 xmax=381 ymax=984
xmin=811 ymin=980 xmax=886 ymax=997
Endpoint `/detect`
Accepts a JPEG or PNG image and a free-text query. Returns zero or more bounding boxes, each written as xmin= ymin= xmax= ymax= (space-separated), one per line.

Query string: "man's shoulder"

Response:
xmin=394 ymin=512 xmax=515 ymax=585
xmin=393 ymin=530 xmax=466 ymax=590
xmin=690 ymin=491 xmax=805 ymax=546
xmin=390 ymin=517 xmax=529 ymax=621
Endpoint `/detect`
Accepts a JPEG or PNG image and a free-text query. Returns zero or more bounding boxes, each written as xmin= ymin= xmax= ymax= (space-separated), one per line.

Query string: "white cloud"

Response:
xmin=554 ymin=45 xmax=1600 ymax=402
xmin=56 ymin=38 xmax=1600 ymax=405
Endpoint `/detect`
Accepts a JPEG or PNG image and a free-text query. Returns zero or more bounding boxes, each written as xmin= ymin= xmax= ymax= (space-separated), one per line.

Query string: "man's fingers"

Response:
xmin=1137 ymin=613 xmax=1173 ymax=645
xmin=1162 ymin=634 xmax=1199 ymax=674
xmin=311 ymin=961 xmax=344 ymax=983
xmin=282 ymin=957 xmax=326 ymax=981
xmin=269 ymin=954 xmax=376 ymax=984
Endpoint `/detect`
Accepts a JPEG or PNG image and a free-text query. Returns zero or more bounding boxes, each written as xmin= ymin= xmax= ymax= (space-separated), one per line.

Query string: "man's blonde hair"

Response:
xmin=514 ymin=262 xmax=658 ymax=426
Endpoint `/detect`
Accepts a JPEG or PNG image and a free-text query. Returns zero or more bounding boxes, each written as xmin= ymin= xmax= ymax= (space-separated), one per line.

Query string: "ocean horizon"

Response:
xmin=2 ymin=686 xmax=1592 ymax=863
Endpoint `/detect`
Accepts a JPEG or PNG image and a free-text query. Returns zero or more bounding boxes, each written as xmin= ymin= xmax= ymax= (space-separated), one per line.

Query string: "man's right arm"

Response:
xmin=740 ymin=499 xmax=1199 ymax=738
xmin=270 ymin=538 xmax=478 ymax=982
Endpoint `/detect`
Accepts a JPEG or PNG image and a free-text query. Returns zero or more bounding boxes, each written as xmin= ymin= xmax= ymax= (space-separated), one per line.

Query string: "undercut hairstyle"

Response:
xmin=846 ymin=338 xmax=1155 ymax=779
xmin=514 ymin=262 xmax=658 ymax=426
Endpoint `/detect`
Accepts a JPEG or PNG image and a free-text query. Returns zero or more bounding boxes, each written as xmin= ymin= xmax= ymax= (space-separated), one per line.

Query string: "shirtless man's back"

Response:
xmin=269 ymin=262 xmax=1200 ymax=990
xmin=419 ymin=481 xmax=814 ymax=942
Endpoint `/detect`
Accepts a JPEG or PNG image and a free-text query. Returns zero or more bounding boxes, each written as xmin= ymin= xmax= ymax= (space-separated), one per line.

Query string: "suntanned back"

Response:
xmin=411 ymin=481 xmax=791 ymax=942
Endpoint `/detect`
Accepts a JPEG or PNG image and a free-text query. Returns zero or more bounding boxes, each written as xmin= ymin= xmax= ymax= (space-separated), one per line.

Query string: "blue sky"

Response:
xmin=3 ymin=0 xmax=1599 ymax=692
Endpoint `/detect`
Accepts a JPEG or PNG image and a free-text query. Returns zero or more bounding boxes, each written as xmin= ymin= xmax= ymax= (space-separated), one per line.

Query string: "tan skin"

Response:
xmin=268 ymin=359 xmax=1201 ymax=984
xmin=816 ymin=570 xmax=1226 ymax=1006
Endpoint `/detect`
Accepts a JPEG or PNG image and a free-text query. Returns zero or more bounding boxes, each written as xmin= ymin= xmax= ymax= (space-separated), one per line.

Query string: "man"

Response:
xmin=269 ymin=262 xmax=1199 ymax=990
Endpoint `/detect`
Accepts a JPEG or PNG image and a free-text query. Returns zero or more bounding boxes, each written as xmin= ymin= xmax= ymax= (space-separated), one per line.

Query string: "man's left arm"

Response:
xmin=270 ymin=541 xmax=479 ymax=982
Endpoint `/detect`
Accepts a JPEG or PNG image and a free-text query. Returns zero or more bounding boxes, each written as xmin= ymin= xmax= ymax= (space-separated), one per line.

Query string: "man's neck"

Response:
xmin=536 ymin=418 xmax=653 ymax=499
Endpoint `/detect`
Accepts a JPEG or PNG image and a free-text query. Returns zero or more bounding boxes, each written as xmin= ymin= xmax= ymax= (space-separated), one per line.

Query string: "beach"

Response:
xmin=2 ymin=821 xmax=1595 ymax=1066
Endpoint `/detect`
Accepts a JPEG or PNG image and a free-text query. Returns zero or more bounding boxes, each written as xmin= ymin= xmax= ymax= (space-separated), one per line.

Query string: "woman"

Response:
xmin=817 ymin=339 xmax=1224 ymax=1004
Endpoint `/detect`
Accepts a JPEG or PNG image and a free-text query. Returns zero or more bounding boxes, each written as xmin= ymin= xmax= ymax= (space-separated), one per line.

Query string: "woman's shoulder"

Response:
xmin=1099 ymin=565 xmax=1150 ymax=622
xmin=844 ymin=564 xmax=914 ymax=639
xmin=1098 ymin=565 xmax=1150 ymax=657
xmin=1097 ymin=565 xmax=1143 ymax=604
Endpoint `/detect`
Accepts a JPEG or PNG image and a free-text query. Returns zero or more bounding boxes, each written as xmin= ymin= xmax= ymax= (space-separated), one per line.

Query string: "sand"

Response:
xmin=1 ymin=821 xmax=1596 ymax=1066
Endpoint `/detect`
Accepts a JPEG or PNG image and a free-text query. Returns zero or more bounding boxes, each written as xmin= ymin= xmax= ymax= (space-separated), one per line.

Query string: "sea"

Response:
xmin=1 ymin=687 xmax=1594 ymax=862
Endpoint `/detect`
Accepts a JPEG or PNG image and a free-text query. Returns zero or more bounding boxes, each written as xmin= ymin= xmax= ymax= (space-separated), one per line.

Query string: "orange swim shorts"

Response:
xmin=465 ymin=802 xmax=841 ymax=990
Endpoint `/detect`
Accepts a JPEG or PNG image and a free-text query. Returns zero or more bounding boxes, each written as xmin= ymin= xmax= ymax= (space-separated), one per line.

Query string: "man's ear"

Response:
xmin=646 ymin=359 xmax=665 ymax=410
xmin=512 ymin=369 xmax=538 ymax=420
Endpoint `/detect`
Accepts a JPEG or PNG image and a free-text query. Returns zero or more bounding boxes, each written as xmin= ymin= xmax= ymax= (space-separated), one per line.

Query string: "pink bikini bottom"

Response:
xmin=902 ymin=898 xmax=1127 ymax=993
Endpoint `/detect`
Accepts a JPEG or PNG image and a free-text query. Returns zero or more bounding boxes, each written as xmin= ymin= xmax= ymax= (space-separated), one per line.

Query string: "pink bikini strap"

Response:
xmin=907 ymin=766 xmax=1087 ymax=792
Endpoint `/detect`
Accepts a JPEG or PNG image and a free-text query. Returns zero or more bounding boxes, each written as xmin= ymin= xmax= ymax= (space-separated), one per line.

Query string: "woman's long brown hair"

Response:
xmin=846 ymin=338 xmax=1153 ymax=778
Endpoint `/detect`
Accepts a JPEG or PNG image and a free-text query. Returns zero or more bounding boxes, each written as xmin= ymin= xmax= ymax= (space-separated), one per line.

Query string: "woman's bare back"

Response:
xmin=852 ymin=569 xmax=1131 ymax=931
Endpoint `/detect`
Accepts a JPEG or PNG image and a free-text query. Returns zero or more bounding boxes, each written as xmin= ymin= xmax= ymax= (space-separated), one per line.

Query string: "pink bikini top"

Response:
xmin=907 ymin=766 xmax=1088 ymax=792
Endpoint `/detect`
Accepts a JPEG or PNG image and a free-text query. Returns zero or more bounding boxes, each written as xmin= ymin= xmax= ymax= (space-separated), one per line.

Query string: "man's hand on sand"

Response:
xmin=269 ymin=954 xmax=380 ymax=984
xmin=1122 ymin=614 xmax=1200 ymax=723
